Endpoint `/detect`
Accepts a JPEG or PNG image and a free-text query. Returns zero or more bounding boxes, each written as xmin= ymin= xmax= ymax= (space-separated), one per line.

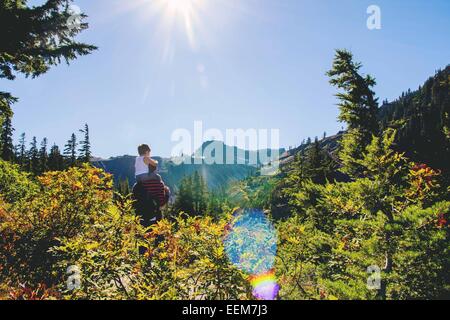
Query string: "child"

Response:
xmin=135 ymin=144 xmax=162 ymax=183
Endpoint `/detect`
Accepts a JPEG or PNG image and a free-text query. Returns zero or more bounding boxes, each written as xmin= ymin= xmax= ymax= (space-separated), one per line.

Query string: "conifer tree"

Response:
xmin=327 ymin=49 xmax=379 ymax=177
xmin=39 ymin=138 xmax=49 ymax=173
xmin=48 ymin=144 xmax=64 ymax=171
xmin=192 ymin=171 xmax=208 ymax=215
xmin=16 ymin=132 xmax=27 ymax=168
xmin=64 ymin=133 xmax=77 ymax=167
xmin=0 ymin=0 xmax=97 ymax=116
xmin=0 ymin=115 xmax=14 ymax=161
xmin=27 ymin=136 xmax=39 ymax=175
xmin=78 ymin=123 xmax=91 ymax=163
xmin=173 ymin=175 xmax=195 ymax=215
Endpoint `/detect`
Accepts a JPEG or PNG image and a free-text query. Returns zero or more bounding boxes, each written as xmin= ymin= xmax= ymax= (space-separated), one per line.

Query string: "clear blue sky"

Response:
xmin=3 ymin=0 xmax=450 ymax=158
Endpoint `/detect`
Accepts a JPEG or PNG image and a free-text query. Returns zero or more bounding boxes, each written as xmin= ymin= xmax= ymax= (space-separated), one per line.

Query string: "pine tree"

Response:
xmin=0 ymin=115 xmax=14 ymax=161
xmin=327 ymin=49 xmax=380 ymax=177
xmin=16 ymin=132 xmax=27 ymax=168
xmin=0 ymin=0 xmax=97 ymax=116
xmin=192 ymin=171 xmax=208 ymax=215
xmin=64 ymin=133 xmax=77 ymax=167
xmin=173 ymin=175 xmax=195 ymax=215
xmin=27 ymin=136 xmax=39 ymax=175
xmin=48 ymin=144 xmax=64 ymax=171
xmin=78 ymin=123 xmax=91 ymax=163
xmin=306 ymin=137 xmax=321 ymax=170
xmin=39 ymin=138 xmax=49 ymax=173
xmin=327 ymin=49 xmax=379 ymax=135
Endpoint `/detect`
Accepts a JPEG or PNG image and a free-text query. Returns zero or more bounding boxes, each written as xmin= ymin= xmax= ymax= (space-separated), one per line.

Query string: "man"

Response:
xmin=133 ymin=163 xmax=170 ymax=227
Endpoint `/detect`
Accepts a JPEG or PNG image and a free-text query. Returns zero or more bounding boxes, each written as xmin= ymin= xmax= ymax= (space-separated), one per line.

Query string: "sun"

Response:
xmin=166 ymin=0 xmax=197 ymax=15
xmin=150 ymin=0 xmax=205 ymax=56
xmin=115 ymin=0 xmax=226 ymax=62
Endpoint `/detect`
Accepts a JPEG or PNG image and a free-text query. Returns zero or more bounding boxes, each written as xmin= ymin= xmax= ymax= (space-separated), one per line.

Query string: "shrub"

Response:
xmin=132 ymin=214 xmax=252 ymax=300
xmin=0 ymin=160 xmax=38 ymax=203
xmin=0 ymin=165 xmax=253 ymax=300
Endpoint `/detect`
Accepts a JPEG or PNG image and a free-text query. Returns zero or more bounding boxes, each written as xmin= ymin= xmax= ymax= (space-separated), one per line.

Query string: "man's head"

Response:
xmin=138 ymin=144 xmax=151 ymax=156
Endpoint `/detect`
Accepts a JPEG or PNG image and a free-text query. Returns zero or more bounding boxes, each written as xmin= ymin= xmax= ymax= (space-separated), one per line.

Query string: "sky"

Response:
xmin=3 ymin=0 xmax=450 ymax=158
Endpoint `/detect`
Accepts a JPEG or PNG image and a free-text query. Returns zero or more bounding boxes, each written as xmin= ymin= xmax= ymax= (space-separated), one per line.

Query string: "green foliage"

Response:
xmin=117 ymin=177 xmax=131 ymax=197
xmin=327 ymin=49 xmax=379 ymax=136
xmin=0 ymin=115 xmax=14 ymax=162
xmin=78 ymin=124 xmax=91 ymax=163
xmin=338 ymin=128 xmax=367 ymax=178
xmin=379 ymin=66 xmax=450 ymax=172
xmin=274 ymin=129 xmax=450 ymax=300
xmin=0 ymin=165 xmax=118 ymax=293
xmin=172 ymin=172 xmax=209 ymax=216
xmin=0 ymin=159 xmax=38 ymax=203
xmin=327 ymin=49 xmax=380 ymax=178
xmin=64 ymin=133 xmax=77 ymax=167
xmin=228 ymin=175 xmax=279 ymax=211
xmin=133 ymin=215 xmax=252 ymax=300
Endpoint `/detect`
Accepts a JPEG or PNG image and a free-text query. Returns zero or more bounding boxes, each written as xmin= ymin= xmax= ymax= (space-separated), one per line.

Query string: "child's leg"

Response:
xmin=148 ymin=172 xmax=162 ymax=182
xmin=136 ymin=173 xmax=152 ymax=183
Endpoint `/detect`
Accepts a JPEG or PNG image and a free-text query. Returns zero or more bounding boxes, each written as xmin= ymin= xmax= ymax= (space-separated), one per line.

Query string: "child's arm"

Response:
xmin=144 ymin=156 xmax=158 ymax=167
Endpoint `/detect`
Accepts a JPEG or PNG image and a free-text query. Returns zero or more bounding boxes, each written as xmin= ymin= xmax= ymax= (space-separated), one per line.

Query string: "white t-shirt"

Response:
xmin=135 ymin=156 xmax=148 ymax=176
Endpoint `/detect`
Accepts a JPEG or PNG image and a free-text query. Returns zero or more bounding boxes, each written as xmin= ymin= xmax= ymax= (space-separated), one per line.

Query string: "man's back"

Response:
xmin=141 ymin=179 xmax=168 ymax=207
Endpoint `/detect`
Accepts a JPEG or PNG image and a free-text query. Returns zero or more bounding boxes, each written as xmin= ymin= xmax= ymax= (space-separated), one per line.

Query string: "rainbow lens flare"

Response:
xmin=249 ymin=270 xmax=280 ymax=300
xmin=223 ymin=209 xmax=279 ymax=300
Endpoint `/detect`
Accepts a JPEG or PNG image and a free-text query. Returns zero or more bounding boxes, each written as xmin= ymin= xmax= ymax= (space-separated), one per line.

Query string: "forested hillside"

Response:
xmin=226 ymin=51 xmax=449 ymax=299
xmin=379 ymin=66 xmax=450 ymax=172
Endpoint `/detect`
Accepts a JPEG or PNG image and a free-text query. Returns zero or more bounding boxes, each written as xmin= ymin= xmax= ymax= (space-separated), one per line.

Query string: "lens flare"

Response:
xmin=249 ymin=270 xmax=280 ymax=300
xmin=224 ymin=209 xmax=277 ymax=275
xmin=223 ymin=209 xmax=279 ymax=299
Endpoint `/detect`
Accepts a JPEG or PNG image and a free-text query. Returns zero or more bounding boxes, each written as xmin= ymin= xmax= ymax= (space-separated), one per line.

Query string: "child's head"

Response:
xmin=138 ymin=144 xmax=151 ymax=156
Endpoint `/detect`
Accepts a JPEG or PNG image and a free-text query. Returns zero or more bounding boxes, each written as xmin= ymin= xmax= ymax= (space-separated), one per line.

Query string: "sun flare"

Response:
xmin=155 ymin=0 xmax=205 ymax=51
xmin=165 ymin=0 xmax=197 ymax=15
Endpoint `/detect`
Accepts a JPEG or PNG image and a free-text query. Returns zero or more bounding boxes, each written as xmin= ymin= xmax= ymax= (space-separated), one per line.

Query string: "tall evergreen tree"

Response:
xmin=48 ymin=144 xmax=64 ymax=171
xmin=306 ymin=137 xmax=312 ymax=145
xmin=78 ymin=123 xmax=91 ymax=163
xmin=16 ymin=132 xmax=27 ymax=168
xmin=64 ymin=133 xmax=77 ymax=167
xmin=27 ymin=136 xmax=39 ymax=175
xmin=327 ymin=49 xmax=379 ymax=177
xmin=0 ymin=115 xmax=14 ymax=161
xmin=39 ymin=138 xmax=49 ymax=173
xmin=192 ymin=171 xmax=208 ymax=215
xmin=0 ymin=0 xmax=97 ymax=117
xmin=173 ymin=175 xmax=195 ymax=215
